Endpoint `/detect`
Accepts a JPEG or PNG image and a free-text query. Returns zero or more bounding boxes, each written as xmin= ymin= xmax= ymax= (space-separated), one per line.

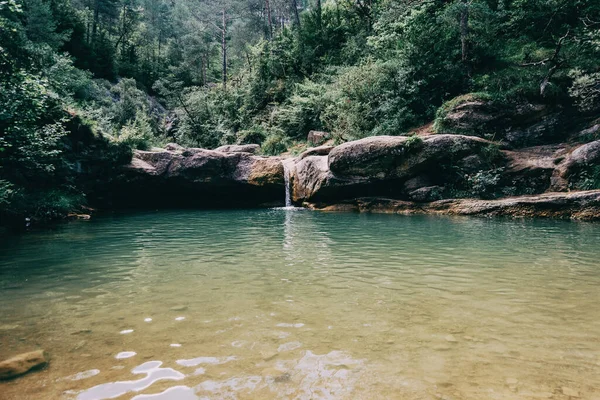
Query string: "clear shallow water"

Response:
xmin=0 ymin=210 xmax=599 ymax=400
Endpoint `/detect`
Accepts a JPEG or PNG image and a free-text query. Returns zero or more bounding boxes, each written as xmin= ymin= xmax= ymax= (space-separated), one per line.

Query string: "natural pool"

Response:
xmin=0 ymin=210 xmax=599 ymax=400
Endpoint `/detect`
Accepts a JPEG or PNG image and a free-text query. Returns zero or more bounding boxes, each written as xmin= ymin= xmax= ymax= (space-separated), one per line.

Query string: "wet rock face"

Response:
xmin=114 ymin=147 xmax=285 ymax=208
xmin=0 ymin=350 xmax=47 ymax=380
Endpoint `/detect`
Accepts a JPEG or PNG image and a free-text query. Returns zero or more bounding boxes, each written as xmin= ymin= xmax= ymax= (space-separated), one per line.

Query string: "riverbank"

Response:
xmin=306 ymin=190 xmax=600 ymax=221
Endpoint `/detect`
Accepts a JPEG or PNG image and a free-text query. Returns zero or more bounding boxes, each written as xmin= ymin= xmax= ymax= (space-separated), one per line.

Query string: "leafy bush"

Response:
xmin=466 ymin=168 xmax=504 ymax=199
xmin=261 ymin=132 xmax=289 ymax=155
xmin=237 ymin=126 xmax=267 ymax=145
xmin=404 ymin=135 xmax=424 ymax=152
xmin=571 ymin=165 xmax=600 ymax=191
xmin=117 ymin=110 xmax=155 ymax=150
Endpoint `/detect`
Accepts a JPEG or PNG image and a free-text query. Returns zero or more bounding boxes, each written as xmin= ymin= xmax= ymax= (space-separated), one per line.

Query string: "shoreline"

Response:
xmin=306 ymin=190 xmax=600 ymax=221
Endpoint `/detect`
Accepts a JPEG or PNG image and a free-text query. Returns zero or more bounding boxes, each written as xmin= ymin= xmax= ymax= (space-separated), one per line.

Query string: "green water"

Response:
xmin=0 ymin=210 xmax=599 ymax=400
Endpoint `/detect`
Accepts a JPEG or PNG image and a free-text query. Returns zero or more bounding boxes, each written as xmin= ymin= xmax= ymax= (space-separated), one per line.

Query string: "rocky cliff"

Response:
xmin=112 ymin=145 xmax=285 ymax=208
xmin=112 ymin=99 xmax=600 ymax=220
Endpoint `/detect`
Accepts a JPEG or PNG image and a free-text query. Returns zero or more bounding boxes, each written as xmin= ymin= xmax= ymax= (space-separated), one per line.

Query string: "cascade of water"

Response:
xmin=282 ymin=160 xmax=292 ymax=208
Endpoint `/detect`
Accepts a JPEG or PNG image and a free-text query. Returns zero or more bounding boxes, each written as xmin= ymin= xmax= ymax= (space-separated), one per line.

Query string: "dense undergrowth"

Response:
xmin=1 ymin=0 xmax=600 ymax=225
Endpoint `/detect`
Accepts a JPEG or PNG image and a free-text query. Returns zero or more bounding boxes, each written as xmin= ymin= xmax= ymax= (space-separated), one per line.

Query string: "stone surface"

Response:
xmin=562 ymin=387 xmax=580 ymax=397
xmin=0 ymin=350 xmax=48 ymax=380
xmin=552 ymin=140 xmax=600 ymax=191
xmin=291 ymin=134 xmax=493 ymax=204
xmin=307 ymin=131 xmax=330 ymax=146
xmin=435 ymin=96 xmax=567 ymax=147
xmin=110 ymin=132 xmax=600 ymax=216
xmin=214 ymin=144 xmax=260 ymax=154
xmin=297 ymin=145 xmax=334 ymax=160
xmin=115 ymin=147 xmax=285 ymax=207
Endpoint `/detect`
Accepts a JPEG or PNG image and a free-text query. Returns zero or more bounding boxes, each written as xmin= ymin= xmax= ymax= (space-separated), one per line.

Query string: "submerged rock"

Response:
xmin=0 ymin=350 xmax=48 ymax=380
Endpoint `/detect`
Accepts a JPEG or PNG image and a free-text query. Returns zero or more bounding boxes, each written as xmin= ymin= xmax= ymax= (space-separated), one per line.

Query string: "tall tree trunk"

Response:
xmin=202 ymin=53 xmax=207 ymax=86
xmin=222 ymin=9 xmax=227 ymax=89
xmin=291 ymin=0 xmax=301 ymax=28
xmin=460 ymin=0 xmax=469 ymax=63
xmin=316 ymin=0 xmax=322 ymax=32
xmin=92 ymin=0 xmax=100 ymax=43
xmin=460 ymin=0 xmax=471 ymax=77
xmin=265 ymin=0 xmax=273 ymax=40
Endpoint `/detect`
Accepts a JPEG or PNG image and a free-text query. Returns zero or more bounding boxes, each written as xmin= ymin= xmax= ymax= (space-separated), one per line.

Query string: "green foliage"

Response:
xmin=117 ymin=110 xmax=154 ymax=150
xmin=404 ymin=135 xmax=423 ymax=152
xmin=467 ymin=168 xmax=504 ymax=199
xmin=261 ymin=133 xmax=289 ymax=156
xmin=237 ymin=126 xmax=267 ymax=145
xmin=571 ymin=165 xmax=600 ymax=191
xmin=568 ymin=70 xmax=600 ymax=113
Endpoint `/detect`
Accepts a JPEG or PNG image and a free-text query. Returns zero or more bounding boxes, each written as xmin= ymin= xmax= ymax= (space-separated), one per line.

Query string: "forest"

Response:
xmin=1 ymin=0 xmax=599 ymax=222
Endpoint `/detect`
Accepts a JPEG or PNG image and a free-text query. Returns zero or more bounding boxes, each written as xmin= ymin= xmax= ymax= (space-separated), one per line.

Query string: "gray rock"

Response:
xmin=552 ymin=140 xmax=600 ymax=190
xmin=164 ymin=143 xmax=184 ymax=152
xmin=117 ymin=148 xmax=285 ymax=207
xmin=298 ymin=145 xmax=334 ymax=160
xmin=0 ymin=350 xmax=48 ymax=380
xmin=308 ymin=190 xmax=600 ymax=221
xmin=435 ymin=96 xmax=565 ymax=147
xmin=291 ymin=134 xmax=491 ymax=203
xmin=307 ymin=131 xmax=330 ymax=146
xmin=408 ymin=186 xmax=444 ymax=202
xmin=214 ymin=144 xmax=260 ymax=154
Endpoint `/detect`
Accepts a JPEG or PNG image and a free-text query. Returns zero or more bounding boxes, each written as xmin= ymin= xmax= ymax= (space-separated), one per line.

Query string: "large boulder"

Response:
xmin=290 ymin=134 xmax=501 ymax=204
xmin=0 ymin=350 xmax=47 ymax=380
xmin=552 ymin=140 xmax=600 ymax=190
xmin=434 ymin=95 xmax=567 ymax=148
xmin=113 ymin=147 xmax=285 ymax=207
xmin=501 ymin=144 xmax=570 ymax=195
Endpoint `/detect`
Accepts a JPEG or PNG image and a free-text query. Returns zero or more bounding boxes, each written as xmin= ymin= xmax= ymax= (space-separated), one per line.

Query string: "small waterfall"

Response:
xmin=282 ymin=160 xmax=293 ymax=208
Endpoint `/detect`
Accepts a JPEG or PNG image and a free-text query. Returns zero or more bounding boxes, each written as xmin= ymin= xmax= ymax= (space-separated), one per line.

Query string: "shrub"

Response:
xmin=261 ymin=132 xmax=289 ymax=155
xmin=116 ymin=110 xmax=155 ymax=150
xmin=237 ymin=126 xmax=267 ymax=145
xmin=466 ymin=168 xmax=504 ymax=199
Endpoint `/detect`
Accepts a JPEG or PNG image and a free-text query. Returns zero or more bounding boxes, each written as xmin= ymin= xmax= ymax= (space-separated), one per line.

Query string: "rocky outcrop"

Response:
xmin=290 ymin=135 xmax=501 ymax=204
xmin=434 ymin=95 xmax=568 ymax=148
xmin=552 ymin=140 xmax=600 ymax=191
xmin=113 ymin=146 xmax=285 ymax=207
xmin=0 ymin=350 xmax=48 ymax=380
xmin=307 ymin=191 xmax=600 ymax=221
xmin=106 ymin=120 xmax=600 ymax=218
